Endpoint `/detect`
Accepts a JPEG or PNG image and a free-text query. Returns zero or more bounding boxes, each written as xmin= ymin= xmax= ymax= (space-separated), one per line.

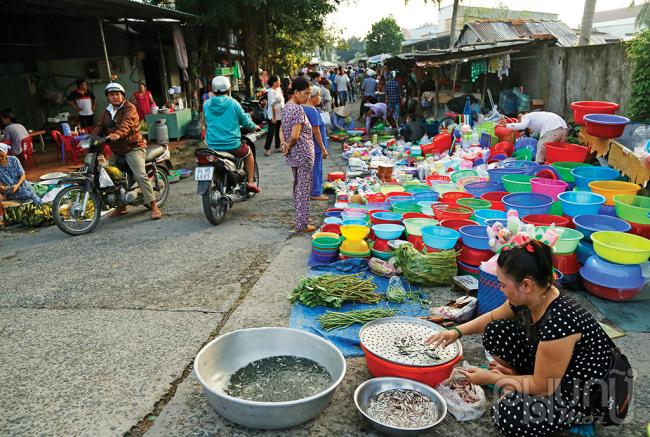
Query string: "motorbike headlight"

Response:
xmin=84 ymin=152 xmax=96 ymax=166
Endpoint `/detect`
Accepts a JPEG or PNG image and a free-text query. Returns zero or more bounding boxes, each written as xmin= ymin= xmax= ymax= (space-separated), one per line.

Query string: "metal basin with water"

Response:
xmin=194 ymin=327 xmax=346 ymax=429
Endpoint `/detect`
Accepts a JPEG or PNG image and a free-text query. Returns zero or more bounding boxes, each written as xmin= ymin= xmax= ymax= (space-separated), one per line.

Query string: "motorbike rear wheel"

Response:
xmin=52 ymin=185 xmax=102 ymax=236
xmin=151 ymin=168 xmax=169 ymax=207
xmin=202 ymin=178 xmax=227 ymax=225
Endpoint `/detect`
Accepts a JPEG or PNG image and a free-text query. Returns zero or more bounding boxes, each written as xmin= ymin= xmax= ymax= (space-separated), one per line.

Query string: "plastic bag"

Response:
xmin=386 ymin=275 xmax=407 ymax=302
xmin=429 ymin=296 xmax=477 ymax=323
xmin=436 ymin=362 xmax=486 ymax=421
xmin=98 ymin=167 xmax=114 ymax=188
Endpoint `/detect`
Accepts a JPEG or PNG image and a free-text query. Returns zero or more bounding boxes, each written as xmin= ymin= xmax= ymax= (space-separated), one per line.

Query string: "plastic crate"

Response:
xmin=477 ymin=269 xmax=506 ymax=314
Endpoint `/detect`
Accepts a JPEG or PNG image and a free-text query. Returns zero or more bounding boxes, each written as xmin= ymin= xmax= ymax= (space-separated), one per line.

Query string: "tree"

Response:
xmin=579 ymin=0 xmax=597 ymax=46
xmin=337 ymin=37 xmax=366 ymax=62
xmin=632 ymin=0 xmax=650 ymax=30
xmin=626 ymin=29 xmax=650 ymax=121
xmin=365 ymin=16 xmax=403 ymax=56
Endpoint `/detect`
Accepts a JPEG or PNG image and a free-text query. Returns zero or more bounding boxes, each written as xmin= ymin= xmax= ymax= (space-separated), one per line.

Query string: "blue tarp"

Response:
xmin=289 ymin=259 xmax=429 ymax=357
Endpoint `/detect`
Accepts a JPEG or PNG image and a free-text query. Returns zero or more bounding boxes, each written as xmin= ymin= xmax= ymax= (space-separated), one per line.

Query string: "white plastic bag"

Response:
xmin=429 ymin=296 xmax=477 ymax=323
xmin=320 ymin=111 xmax=331 ymax=126
xmin=98 ymin=167 xmax=115 ymax=188
xmin=435 ymin=362 xmax=486 ymax=421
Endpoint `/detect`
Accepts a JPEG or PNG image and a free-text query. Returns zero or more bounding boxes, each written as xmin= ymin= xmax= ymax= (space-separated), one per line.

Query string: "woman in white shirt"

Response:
xmin=264 ymin=75 xmax=285 ymax=156
xmin=503 ymin=111 xmax=568 ymax=163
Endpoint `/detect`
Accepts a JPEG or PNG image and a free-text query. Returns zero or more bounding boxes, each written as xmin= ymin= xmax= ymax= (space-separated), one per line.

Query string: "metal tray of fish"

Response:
xmin=359 ymin=317 xmax=462 ymax=367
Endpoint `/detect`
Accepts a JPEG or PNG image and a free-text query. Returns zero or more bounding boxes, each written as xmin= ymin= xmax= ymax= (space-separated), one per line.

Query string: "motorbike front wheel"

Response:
xmin=202 ymin=179 xmax=227 ymax=225
xmin=52 ymin=185 xmax=102 ymax=236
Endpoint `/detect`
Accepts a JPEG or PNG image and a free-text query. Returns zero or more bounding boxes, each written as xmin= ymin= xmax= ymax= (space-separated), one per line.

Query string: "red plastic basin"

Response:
xmin=584 ymin=114 xmax=630 ymax=139
xmin=480 ymin=191 xmax=508 ymax=211
xmin=457 ymin=243 xmax=494 ymax=267
xmin=553 ymin=252 xmax=580 ymax=275
xmin=545 ymin=143 xmax=590 ymax=164
xmin=570 ymin=101 xmax=619 ymax=125
xmin=440 ymin=191 xmax=474 ymax=204
xmin=582 ymin=277 xmax=641 ymax=302
xmin=522 ymin=214 xmax=570 ymax=227
xmin=439 ymin=218 xmax=479 ymax=231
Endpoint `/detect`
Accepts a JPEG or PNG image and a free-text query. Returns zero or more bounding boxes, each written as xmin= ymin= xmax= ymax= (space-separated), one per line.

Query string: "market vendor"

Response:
xmin=0 ymin=143 xmax=42 ymax=206
xmin=331 ymin=106 xmax=354 ymax=132
xmin=364 ymin=102 xmax=387 ymax=132
xmin=501 ymin=111 xmax=568 ymax=163
xmin=426 ymin=240 xmax=616 ymax=436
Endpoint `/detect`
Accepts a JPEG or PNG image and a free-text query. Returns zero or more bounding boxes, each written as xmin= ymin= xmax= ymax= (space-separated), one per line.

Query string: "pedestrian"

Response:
xmin=0 ymin=143 xmax=43 ymax=208
xmin=364 ymin=102 xmax=387 ymax=132
xmin=67 ymin=79 xmax=96 ymax=128
xmin=280 ymin=77 xmax=316 ymax=233
xmin=360 ymin=69 xmax=377 ymax=119
xmin=328 ymin=69 xmax=338 ymax=107
xmin=302 ymin=87 xmax=329 ymax=201
xmin=280 ymin=77 xmax=291 ymax=103
xmin=334 ymin=67 xmax=350 ymax=106
xmin=264 ymin=75 xmax=284 ymax=156
xmin=320 ymin=79 xmax=333 ymax=114
xmin=503 ymin=111 xmax=568 ymax=163
xmin=129 ymin=82 xmax=156 ymax=121
xmin=0 ymin=109 xmax=28 ymax=158
xmin=347 ymin=66 xmax=356 ymax=102
xmin=385 ymin=71 xmax=402 ymax=127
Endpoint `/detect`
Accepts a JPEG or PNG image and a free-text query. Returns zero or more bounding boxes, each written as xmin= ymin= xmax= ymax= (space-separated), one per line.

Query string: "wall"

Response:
xmin=539 ymin=42 xmax=631 ymax=120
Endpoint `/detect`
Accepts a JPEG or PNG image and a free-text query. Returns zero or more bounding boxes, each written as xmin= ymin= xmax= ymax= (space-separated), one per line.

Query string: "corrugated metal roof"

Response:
xmin=458 ymin=20 xmax=578 ymax=47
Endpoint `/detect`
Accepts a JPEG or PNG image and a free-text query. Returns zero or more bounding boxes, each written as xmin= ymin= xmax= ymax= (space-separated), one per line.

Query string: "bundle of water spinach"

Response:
xmin=226 ymin=356 xmax=333 ymax=402
xmin=289 ymin=274 xmax=380 ymax=308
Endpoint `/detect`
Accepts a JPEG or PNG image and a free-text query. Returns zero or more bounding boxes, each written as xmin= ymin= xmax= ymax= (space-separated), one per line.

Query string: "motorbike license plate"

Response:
xmin=194 ymin=166 xmax=214 ymax=181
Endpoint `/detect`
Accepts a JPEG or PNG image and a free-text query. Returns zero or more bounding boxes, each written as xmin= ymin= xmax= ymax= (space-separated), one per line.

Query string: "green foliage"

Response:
xmin=365 ymin=16 xmax=404 ymax=56
xmin=337 ymin=37 xmax=366 ymax=62
xmin=633 ymin=0 xmax=650 ymax=30
xmin=626 ymin=29 xmax=650 ymax=121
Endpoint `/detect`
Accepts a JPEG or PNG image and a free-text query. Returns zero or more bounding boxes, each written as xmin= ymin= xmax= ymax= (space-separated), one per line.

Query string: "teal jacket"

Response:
xmin=203 ymin=95 xmax=256 ymax=150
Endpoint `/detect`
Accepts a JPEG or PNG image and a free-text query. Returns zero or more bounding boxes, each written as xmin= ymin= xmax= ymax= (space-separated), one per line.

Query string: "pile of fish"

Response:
xmin=366 ymin=389 xmax=439 ymax=429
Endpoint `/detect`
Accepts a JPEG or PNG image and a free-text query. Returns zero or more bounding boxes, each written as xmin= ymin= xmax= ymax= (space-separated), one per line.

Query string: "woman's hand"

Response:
xmin=106 ymin=133 xmax=120 ymax=141
xmin=282 ymin=143 xmax=290 ymax=156
xmin=457 ymin=367 xmax=502 ymax=386
xmin=424 ymin=329 xmax=459 ymax=349
xmin=11 ymin=184 xmax=19 ymax=193
xmin=488 ymin=360 xmax=518 ymax=375
xmin=322 ymin=149 xmax=329 ymax=159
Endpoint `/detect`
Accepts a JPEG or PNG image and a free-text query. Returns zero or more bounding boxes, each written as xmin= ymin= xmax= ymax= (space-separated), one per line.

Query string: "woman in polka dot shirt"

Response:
xmin=427 ymin=240 xmax=615 ymax=436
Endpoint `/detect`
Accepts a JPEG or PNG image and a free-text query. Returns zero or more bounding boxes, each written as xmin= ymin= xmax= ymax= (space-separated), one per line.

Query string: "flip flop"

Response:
xmin=310 ymin=195 xmax=329 ymax=201
xmin=247 ymin=183 xmax=261 ymax=193
xmin=110 ymin=207 xmax=128 ymax=218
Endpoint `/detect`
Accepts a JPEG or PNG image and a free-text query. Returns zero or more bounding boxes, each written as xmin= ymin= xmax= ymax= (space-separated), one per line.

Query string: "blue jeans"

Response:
xmin=337 ymin=91 xmax=348 ymax=105
xmin=311 ymin=147 xmax=323 ymax=196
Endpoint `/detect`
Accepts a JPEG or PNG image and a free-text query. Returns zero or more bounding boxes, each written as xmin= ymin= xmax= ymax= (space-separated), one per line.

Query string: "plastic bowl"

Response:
xmin=522 ymin=214 xmax=570 ymax=227
xmin=571 ymin=166 xmax=620 ymax=190
xmin=553 ymin=252 xmax=580 ymax=275
xmin=502 ymin=160 xmax=540 ymax=175
xmin=576 ymin=240 xmax=596 ymax=265
xmin=590 ymin=231 xmax=650 ymax=265
xmin=537 ymin=226 xmax=584 ymax=254
xmin=391 ymin=201 xmax=421 ymax=214
xmin=487 ymin=167 xmax=525 ymax=184
xmin=342 ymin=219 xmax=368 ymax=227
xmin=432 ymin=204 xmax=475 ymax=221
xmin=371 ymin=212 xmax=402 ymax=225
xmin=433 ymin=183 xmax=462 ymax=195
xmin=584 ymin=114 xmax=630 ymax=138
xmin=557 ymin=191 xmax=606 ymax=217
xmin=480 ymin=191 xmax=509 ymax=211
xmin=572 ymin=215 xmax=631 ymax=242
xmin=545 ymin=143 xmax=590 ymax=164
xmin=323 ymin=217 xmax=342 ymax=225
xmin=440 ymin=191 xmax=474 ymax=204
xmin=413 ymin=191 xmax=439 ymax=203
xmin=502 ymin=193 xmax=553 ymax=217
xmin=458 ymin=243 xmax=494 ymax=266
xmin=502 ymin=174 xmax=534 ymax=193
xmin=403 ymin=218 xmax=438 ymax=236
xmin=450 ymin=169 xmax=478 ymax=183
xmin=588 ymin=181 xmax=640 ymax=206
xmin=440 ymin=218 xmax=479 ymax=231
xmin=340 ymin=224 xmax=370 ymax=241
xmin=580 ymin=255 xmax=644 ymax=288
xmin=530 ymin=177 xmax=568 ymax=200
xmin=312 ymin=236 xmax=342 ymax=250
xmin=485 ymin=218 xmax=508 ymax=228
xmin=371 ymin=224 xmax=405 ymax=240
xmin=341 ymin=212 xmax=368 ymax=222
xmin=552 ymin=162 xmax=591 ymax=183
xmin=464 ymin=181 xmax=504 ymax=198
xmin=457 ymin=198 xmax=491 ymax=212
xmin=614 ymin=195 xmax=650 ymax=225
xmin=570 ymin=101 xmax=619 ymax=125
xmin=473 ymin=209 xmax=507 ymax=226
xmin=581 ymin=277 xmax=642 ymax=302
xmin=312 ymin=232 xmax=340 ymax=240
xmin=459 ymin=225 xmax=491 ymax=250
xmin=421 ymin=226 xmax=461 ymax=250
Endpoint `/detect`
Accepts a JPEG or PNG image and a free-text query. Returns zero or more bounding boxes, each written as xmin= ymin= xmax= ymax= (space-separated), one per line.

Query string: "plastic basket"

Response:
xmin=464 ymin=181 xmax=504 ymax=198
xmin=502 ymin=193 xmax=553 ymax=216
xmin=478 ymin=269 xmax=506 ymax=315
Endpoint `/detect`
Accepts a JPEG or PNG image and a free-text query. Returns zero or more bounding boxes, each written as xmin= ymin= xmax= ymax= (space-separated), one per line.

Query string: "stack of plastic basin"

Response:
xmin=614 ymin=194 xmax=650 ymax=238
xmin=457 ymin=225 xmax=494 ymax=274
xmin=588 ymin=181 xmax=640 ymax=206
xmin=339 ymin=224 xmax=371 ymax=259
xmin=571 ymin=166 xmax=620 ymax=190
xmin=570 ymin=101 xmax=619 ymax=125
xmin=311 ymin=235 xmax=342 ymax=264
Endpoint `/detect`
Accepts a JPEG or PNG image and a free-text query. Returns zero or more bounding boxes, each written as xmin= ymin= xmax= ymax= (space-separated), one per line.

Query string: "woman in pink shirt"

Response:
xmin=130 ymin=83 xmax=156 ymax=121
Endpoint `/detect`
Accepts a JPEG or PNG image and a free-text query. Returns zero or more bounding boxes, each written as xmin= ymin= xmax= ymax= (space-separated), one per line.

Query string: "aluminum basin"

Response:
xmin=194 ymin=327 xmax=346 ymax=429
xmin=354 ymin=377 xmax=447 ymax=436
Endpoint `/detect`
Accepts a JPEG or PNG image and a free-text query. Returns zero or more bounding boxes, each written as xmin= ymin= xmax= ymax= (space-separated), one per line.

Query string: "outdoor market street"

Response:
xmin=0 ymin=103 xmax=648 ymax=437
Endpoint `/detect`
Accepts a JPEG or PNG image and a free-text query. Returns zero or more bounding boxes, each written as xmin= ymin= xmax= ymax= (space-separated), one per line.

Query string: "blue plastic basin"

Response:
xmin=421 ymin=225 xmax=461 ymax=250
xmin=371 ymin=224 xmax=405 ymax=240
xmin=459 ymin=225 xmax=491 ymax=250
xmin=572 ymin=214 xmax=632 ymax=242
xmin=557 ymin=191 xmax=606 ymax=217
xmin=571 ymin=166 xmax=620 ymax=190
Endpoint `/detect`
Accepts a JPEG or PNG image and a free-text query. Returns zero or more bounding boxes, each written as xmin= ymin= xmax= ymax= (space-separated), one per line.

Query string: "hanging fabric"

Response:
xmin=470 ymin=60 xmax=488 ymax=82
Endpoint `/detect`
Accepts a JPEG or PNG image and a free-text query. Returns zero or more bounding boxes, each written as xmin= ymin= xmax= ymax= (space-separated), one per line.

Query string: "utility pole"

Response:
xmin=449 ymin=0 xmax=460 ymax=49
xmin=579 ymin=0 xmax=597 ymax=46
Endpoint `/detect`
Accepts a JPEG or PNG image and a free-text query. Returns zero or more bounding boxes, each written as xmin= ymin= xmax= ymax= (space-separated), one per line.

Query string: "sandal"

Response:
xmin=247 ymin=183 xmax=261 ymax=193
xmin=298 ymin=225 xmax=317 ymax=233
xmin=310 ymin=195 xmax=329 ymax=201
xmin=110 ymin=206 xmax=128 ymax=218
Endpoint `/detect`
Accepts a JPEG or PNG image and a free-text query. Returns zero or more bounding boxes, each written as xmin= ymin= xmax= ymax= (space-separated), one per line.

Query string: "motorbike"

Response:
xmin=52 ymin=136 xmax=170 ymax=236
xmin=194 ymin=131 xmax=260 ymax=225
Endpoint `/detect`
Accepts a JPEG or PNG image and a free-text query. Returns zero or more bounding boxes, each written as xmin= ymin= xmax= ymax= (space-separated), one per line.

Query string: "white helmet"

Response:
xmin=212 ymin=76 xmax=231 ymax=93
xmin=104 ymin=82 xmax=125 ymax=95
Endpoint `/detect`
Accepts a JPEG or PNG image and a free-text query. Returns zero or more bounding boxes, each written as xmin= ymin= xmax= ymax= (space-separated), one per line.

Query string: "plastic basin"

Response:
xmin=312 ymin=236 xmax=342 ymax=250
xmin=557 ymin=191 xmax=605 ymax=217
xmin=480 ymin=191 xmax=509 ymax=211
xmin=570 ymin=101 xmax=619 ymax=125
xmin=324 ymin=217 xmax=342 ymax=225
xmin=473 ymin=209 xmax=507 ymax=226
xmin=572 ymin=214 xmax=632 ymax=242
xmin=571 ymin=166 xmax=620 ymax=190
xmin=580 ymin=255 xmax=644 ymax=288
xmin=381 ymin=185 xmax=405 ymax=194
xmin=340 ymin=239 xmax=370 ymax=254
xmin=458 ymin=243 xmax=494 ymax=266
xmin=576 ymin=240 xmax=596 ymax=265
xmin=413 ymin=191 xmax=439 ymax=202
xmin=403 ymin=218 xmax=438 ymax=236
xmin=588 ymin=181 xmax=640 ymax=206
xmin=342 ymin=219 xmax=368 ymax=227
xmin=502 ymin=193 xmax=553 ymax=217
xmin=312 ymin=232 xmax=340 ymax=240
xmin=614 ymin=195 xmax=650 ymax=225
xmin=584 ymin=114 xmax=630 ymax=138
xmin=433 ymin=183 xmax=462 ymax=194
xmin=340 ymin=224 xmax=370 ymax=241
xmin=370 ymin=211 xmax=402 ymax=225
xmin=502 ymin=174 xmax=533 ymax=193
xmin=387 ymin=195 xmax=416 ymax=207
xmin=537 ymin=226 xmax=584 ymax=254
xmin=464 ymin=181 xmax=503 ymax=198
xmin=391 ymin=202 xmax=421 ymax=214
xmin=341 ymin=212 xmax=368 ymax=222
xmin=545 ymin=143 xmax=590 ymax=164
xmin=581 ymin=277 xmax=642 ymax=302
xmin=487 ymin=167 xmax=525 ymax=184
xmin=371 ymin=224 xmax=405 ymax=240
xmin=457 ymin=198 xmax=491 ymax=211
xmin=485 ymin=218 xmax=508 ymax=228
xmin=522 ymin=214 xmax=570 ymax=227
xmin=531 ymin=178 xmax=568 ymax=200
xmin=459 ymin=225 xmax=491 ymax=250
xmin=440 ymin=191 xmax=474 ymax=204
xmin=421 ymin=225 xmax=461 ymax=250
xmin=503 ymin=160 xmax=540 ymax=175
xmin=552 ymin=162 xmax=590 ymax=183
xmin=432 ymin=204 xmax=474 ymax=221
xmin=440 ymin=218 xmax=479 ymax=231
xmin=450 ymin=169 xmax=478 ymax=183
xmin=590 ymin=231 xmax=650 ymax=265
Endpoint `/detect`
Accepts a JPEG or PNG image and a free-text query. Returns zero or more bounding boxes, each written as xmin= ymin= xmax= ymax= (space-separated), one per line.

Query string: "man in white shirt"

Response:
xmin=334 ymin=67 xmax=350 ymax=106
xmin=364 ymin=102 xmax=387 ymax=132
xmin=503 ymin=111 xmax=568 ymax=163
xmin=264 ymin=75 xmax=284 ymax=155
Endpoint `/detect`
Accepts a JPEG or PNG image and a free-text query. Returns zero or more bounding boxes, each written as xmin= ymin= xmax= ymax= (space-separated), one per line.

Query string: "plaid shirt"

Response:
xmin=385 ymin=79 xmax=401 ymax=104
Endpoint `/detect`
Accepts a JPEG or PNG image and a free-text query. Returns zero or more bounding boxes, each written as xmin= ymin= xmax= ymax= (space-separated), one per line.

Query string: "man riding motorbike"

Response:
xmin=93 ymin=82 xmax=162 ymax=220
xmin=202 ymin=76 xmax=260 ymax=193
